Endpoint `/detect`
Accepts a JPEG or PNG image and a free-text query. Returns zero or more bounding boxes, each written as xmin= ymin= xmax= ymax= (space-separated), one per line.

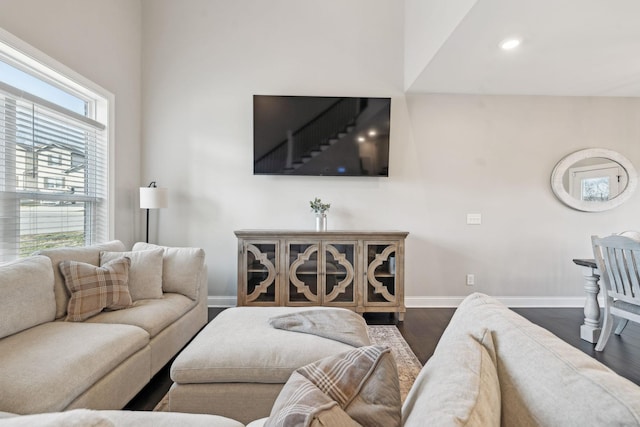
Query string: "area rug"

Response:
xmin=154 ymin=325 xmax=422 ymax=411
xmin=367 ymin=325 xmax=423 ymax=402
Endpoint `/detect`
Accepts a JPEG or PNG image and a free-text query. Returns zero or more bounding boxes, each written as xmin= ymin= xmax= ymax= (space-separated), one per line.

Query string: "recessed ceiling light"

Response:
xmin=368 ymin=129 xmax=377 ymax=137
xmin=357 ymin=136 xmax=366 ymax=143
xmin=499 ymin=38 xmax=521 ymax=51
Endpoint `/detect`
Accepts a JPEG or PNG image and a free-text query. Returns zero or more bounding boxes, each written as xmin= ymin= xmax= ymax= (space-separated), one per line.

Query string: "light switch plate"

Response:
xmin=467 ymin=213 xmax=482 ymax=225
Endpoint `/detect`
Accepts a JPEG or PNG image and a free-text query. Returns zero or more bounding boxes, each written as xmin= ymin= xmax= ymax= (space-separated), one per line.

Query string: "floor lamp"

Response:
xmin=140 ymin=181 xmax=168 ymax=243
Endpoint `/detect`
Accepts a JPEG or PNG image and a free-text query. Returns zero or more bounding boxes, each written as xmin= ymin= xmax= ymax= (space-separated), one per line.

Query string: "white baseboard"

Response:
xmin=207 ymin=296 xmax=237 ymax=307
xmin=406 ymin=295 xmax=601 ymax=308
xmin=209 ymin=295 xmax=600 ymax=308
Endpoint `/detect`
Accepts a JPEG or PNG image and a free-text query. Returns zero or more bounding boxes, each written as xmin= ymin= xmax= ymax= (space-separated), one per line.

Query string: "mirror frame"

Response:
xmin=551 ymin=148 xmax=638 ymax=212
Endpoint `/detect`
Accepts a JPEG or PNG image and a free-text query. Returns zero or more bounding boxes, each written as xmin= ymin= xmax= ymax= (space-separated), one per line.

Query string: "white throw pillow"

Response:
xmin=100 ymin=248 xmax=164 ymax=301
xmin=132 ymin=242 xmax=204 ymax=300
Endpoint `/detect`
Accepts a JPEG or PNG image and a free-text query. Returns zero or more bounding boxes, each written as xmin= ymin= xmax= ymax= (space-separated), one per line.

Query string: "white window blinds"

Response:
xmin=0 ymin=80 xmax=108 ymax=261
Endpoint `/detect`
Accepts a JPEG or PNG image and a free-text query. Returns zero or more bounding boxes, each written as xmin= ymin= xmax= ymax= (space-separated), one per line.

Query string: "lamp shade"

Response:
xmin=140 ymin=187 xmax=168 ymax=209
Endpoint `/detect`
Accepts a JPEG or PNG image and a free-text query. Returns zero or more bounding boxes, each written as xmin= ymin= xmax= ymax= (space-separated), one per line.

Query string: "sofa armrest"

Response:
xmin=196 ymin=263 xmax=209 ymax=321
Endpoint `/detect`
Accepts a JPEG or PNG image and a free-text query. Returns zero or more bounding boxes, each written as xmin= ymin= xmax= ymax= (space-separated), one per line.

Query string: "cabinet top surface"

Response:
xmin=234 ymin=229 xmax=409 ymax=238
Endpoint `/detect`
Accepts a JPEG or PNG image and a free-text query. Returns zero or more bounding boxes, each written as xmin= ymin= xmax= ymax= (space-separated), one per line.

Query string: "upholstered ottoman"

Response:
xmin=168 ymin=306 xmax=369 ymax=424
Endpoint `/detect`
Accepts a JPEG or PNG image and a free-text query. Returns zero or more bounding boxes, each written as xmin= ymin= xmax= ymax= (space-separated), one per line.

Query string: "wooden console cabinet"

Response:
xmin=235 ymin=230 xmax=408 ymax=320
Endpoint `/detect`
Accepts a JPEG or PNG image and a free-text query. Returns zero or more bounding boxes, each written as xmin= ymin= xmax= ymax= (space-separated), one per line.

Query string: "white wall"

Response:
xmin=140 ymin=0 xmax=409 ymax=302
xmin=405 ymin=94 xmax=640 ymax=305
xmin=3 ymin=1 xmax=638 ymax=306
xmin=404 ymin=0 xmax=477 ymax=91
xmin=140 ymin=0 xmax=640 ymax=306
xmin=0 ymin=0 xmax=143 ymax=248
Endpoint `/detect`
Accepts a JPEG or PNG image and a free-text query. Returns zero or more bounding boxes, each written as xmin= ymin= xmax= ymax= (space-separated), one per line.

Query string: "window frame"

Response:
xmin=0 ymin=27 xmax=115 ymax=260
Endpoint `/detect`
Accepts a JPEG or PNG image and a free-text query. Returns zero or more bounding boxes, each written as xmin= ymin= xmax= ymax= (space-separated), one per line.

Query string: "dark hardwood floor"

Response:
xmin=125 ymin=306 xmax=640 ymax=411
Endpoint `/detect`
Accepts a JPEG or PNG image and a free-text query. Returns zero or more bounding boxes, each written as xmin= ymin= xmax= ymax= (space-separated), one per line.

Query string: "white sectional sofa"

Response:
xmin=0 ymin=240 xmax=208 ymax=415
xmin=2 ymin=291 xmax=640 ymax=426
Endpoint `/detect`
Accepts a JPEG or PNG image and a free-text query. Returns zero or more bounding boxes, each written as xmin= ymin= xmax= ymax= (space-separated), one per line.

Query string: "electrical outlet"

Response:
xmin=466 ymin=274 xmax=475 ymax=286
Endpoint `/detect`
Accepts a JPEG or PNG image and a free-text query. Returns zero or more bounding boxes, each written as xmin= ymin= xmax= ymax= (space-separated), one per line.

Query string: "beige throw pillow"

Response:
xmin=402 ymin=329 xmax=501 ymax=427
xmin=132 ymin=242 xmax=205 ymax=300
xmin=60 ymin=258 xmax=133 ymax=321
xmin=100 ymin=248 xmax=164 ymax=301
xmin=266 ymin=345 xmax=401 ymax=427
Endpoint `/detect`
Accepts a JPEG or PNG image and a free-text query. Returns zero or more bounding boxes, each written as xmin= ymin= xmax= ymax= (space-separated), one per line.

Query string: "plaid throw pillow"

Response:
xmin=266 ymin=345 xmax=401 ymax=427
xmin=60 ymin=257 xmax=133 ymax=321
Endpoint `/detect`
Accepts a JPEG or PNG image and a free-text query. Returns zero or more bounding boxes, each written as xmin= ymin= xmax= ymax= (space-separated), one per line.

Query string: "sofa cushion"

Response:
xmin=402 ymin=328 xmax=501 ymax=427
xmin=102 ymin=410 xmax=245 ymax=427
xmin=86 ymin=293 xmax=195 ymax=337
xmin=35 ymin=240 xmax=126 ymax=319
xmin=100 ymin=248 xmax=164 ymax=301
xmin=265 ymin=345 xmax=400 ymax=427
xmin=0 ymin=409 xmax=114 ymax=426
xmin=0 ymin=256 xmax=56 ymax=339
xmin=0 ymin=409 xmax=245 ymax=427
xmin=132 ymin=242 xmax=204 ymax=300
xmin=60 ymin=258 xmax=133 ymax=321
xmin=0 ymin=322 xmax=149 ymax=414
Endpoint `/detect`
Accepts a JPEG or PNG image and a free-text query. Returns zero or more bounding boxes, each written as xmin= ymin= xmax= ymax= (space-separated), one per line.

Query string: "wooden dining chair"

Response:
xmin=592 ymin=234 xmax=640 ymax=351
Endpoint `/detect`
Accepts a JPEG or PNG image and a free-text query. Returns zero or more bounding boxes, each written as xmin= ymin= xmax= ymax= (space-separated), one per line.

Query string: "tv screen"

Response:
xmin=253 ymin=95 xmax=391 ymax=176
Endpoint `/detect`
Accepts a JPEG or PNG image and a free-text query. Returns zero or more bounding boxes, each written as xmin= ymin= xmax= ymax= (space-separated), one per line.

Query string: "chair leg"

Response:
xmin=595 ymin=312 xmax=614 ymax=351
xmin=614 ymin=319 xmax=629 ymax=335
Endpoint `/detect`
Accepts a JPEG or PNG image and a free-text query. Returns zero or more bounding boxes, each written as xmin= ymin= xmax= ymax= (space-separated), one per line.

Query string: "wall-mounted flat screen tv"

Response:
xmin=253 ymin=95 xmax=391 ymax=176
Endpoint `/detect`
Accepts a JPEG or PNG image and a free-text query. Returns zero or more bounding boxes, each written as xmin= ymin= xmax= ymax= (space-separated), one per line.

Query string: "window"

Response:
xmin=0 ymin=33 xmax=110 ymax=261
xmin=43 ymin=177 xmax=65 ymax=189
xmin=569 ymin=162 xmax=622 ymax=202
xmin=46 ymin=153 xmax=62 ymax=166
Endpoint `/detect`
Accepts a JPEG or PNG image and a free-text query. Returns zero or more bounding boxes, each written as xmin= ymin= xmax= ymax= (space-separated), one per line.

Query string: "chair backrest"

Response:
xmin=618 ymin=230 xmax=640 ymax=241
xmin=592 ymin=235 xmax=640 ymax=305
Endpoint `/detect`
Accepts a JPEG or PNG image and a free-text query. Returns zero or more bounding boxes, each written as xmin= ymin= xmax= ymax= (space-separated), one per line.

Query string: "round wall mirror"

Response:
xmin=551 ymin=148 xmax=638 ymax=212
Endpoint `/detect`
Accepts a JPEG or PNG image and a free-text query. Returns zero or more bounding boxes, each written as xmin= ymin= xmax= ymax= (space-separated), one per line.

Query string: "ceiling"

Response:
xmin=407 ymin=0 xmax=640 ymax=97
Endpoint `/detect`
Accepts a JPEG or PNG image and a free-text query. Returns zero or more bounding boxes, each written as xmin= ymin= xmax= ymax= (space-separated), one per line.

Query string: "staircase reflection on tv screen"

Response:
xmin=253 ymin=95 xmax=391 ymax=176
